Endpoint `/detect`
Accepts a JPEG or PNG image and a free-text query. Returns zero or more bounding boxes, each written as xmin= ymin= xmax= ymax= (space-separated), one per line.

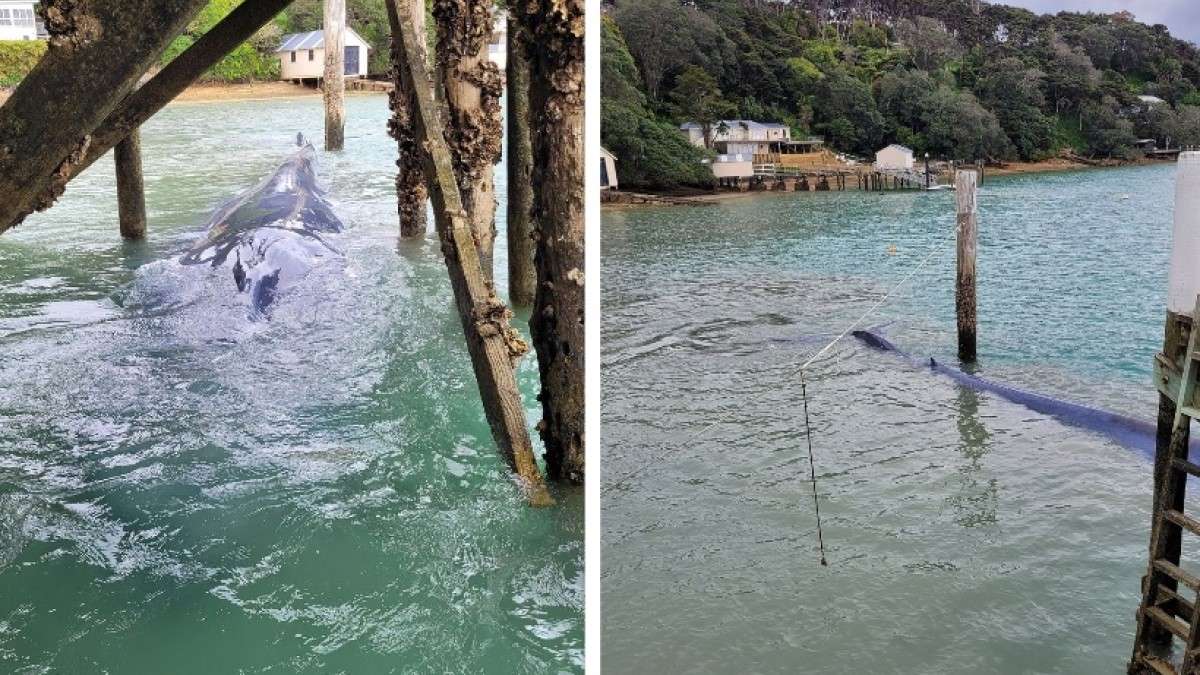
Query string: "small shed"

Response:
xmin=0 ymin=1 xmax=40 ymax=41
xmin=276 ymin=28 xmax=371 ymax=81
xmin=600 ymin=147 xmax=618 ymax=190
xmin=875 ymin=144 xmax=914 ymax=171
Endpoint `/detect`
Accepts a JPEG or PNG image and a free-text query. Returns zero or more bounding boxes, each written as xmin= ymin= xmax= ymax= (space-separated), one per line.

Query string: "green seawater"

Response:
xmin=0 ymin=95 xmax=582 ymax=673
xmin=602 ymin=165 xmax=1183 ymax=674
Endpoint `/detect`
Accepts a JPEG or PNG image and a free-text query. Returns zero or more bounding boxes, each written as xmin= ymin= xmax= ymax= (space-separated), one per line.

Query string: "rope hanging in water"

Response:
xmin=799 ymin=369 xmax=828 ymax=566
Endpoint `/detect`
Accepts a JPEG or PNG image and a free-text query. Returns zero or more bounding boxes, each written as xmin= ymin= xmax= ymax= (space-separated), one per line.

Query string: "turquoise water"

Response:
xmin=602 ymin=165 xmax=1183 ymax=673
xmin=0 ymin=95 xmax=582 ymax=673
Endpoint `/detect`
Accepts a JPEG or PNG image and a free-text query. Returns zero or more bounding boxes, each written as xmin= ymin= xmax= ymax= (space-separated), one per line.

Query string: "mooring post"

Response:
xmin=1145 ymin=152 xmax=1200 ymax=651
xmin=956 ymin=169 xmax=978 ymax=362
xmin=323 ymin=0 xmax=346 ymax=151
xmin=114 ymin=129 xmax=147 ymax=240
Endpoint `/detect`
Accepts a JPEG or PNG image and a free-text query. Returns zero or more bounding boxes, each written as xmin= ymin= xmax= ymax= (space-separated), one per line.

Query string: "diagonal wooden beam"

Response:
xmin=0 ymin=0 xmax=211 ymax=233
xmin=3 ymin=0 xmax=297 ymax=230
xmin=387 ymin=0 xmax=553 ymax=505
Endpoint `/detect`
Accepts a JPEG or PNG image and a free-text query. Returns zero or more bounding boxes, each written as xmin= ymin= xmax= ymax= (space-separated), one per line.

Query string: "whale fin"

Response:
xmin=233 ymin=250 xmax=247 ymax=292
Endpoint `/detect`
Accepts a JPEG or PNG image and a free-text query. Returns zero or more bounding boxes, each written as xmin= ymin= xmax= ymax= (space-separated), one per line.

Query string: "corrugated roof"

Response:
xmin=276 ymin=29 xmax=369 ymax=53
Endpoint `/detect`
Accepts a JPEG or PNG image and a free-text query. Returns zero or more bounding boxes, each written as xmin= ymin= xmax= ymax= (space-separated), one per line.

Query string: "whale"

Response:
xmin=179 ymin=133 xmax=343 ymax=314
xmin=850 ymin=329 xmax=1198 ymax=460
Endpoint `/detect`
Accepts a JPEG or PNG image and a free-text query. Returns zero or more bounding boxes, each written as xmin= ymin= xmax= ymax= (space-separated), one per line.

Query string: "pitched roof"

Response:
xmin=679 ymin=119 xmax=789 ymax=131
xmin=277 ymin=28 xmax=369 ymax=53
xmin=879 ymin=143 xmax=913 ymax=154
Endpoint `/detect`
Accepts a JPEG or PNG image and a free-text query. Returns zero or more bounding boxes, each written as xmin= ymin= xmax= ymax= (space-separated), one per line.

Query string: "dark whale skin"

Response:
xmin=179 ymin=134 xmax=342 ymax=315
xmin=851 ymin=329 xmax=1195 ymax=460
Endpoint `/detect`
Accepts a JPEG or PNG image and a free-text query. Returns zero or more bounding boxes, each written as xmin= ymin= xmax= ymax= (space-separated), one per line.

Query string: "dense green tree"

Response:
xmin=812 ymin=70 xmax=885 ymax=154
xmin=668 ymin=66 xmax=737 ymax=148
xmin=975 ymin=57 xmax=1055 ymax=159
xmin=1081 ymin=96 xmax=1137 ymax=158
xmin=895 ymin=17 xmax=962 ymax=72
xmin=613 ymin=0 xmax=728 ymax=102
xmin=601 ymin=16 xmax=713 ymax=188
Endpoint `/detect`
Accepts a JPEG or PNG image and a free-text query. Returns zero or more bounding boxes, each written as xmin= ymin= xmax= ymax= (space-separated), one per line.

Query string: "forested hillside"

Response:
xmin=602 ymin=0 xmax=1200 ymax=188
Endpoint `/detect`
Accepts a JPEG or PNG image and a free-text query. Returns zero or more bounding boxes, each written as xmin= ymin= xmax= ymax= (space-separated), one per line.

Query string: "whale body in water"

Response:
xmin=850 ymin=329 xmax=1197 ymax=460
xmin=179 ymin=134 xmax=343 ymax=314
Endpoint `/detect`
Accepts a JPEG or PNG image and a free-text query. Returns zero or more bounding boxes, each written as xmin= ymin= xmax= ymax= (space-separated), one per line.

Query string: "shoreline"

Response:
xmin=0 ymin=80 xmax=386 ymax=106
xmin=605 ymin=155 xmax=1164 ymax=207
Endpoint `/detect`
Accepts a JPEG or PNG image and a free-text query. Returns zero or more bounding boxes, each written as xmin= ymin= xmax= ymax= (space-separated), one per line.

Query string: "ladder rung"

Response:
xmin=1175 ymin=458 xmax=1200 ymax=478
xmin=1166 ymin=510 xmax=1200 ymax=537
xmin=1155 ymin=559 xmax=1200 ymax=591
xmin=1181 ymin=406 xmax=1200 ymax=419
xmin=1141 ymin=655 xmax=1178 ymax=675
xmin=1157 ymin=585 xmax=1197 ymax=623
xmin=1144 ymin=605 xmax=1192 ymax=641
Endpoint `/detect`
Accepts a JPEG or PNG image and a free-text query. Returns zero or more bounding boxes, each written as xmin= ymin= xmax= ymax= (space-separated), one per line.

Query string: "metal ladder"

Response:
xmin=1132 ymin=296 xmax=1200 ymax=674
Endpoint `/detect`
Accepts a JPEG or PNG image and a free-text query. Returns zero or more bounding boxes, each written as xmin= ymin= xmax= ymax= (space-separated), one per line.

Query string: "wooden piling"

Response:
xmin=323 ymin=0 xmax=346 ymax=151
xmin=387 ymin=0 xmax=553 ymax=504
xmin=956 ymin=170 xmax=979 ymax=362
xmin=1134 ymin=152 xmax=1200 ymax=655
xmin=114 ymin=129 xmax=147 ymax=240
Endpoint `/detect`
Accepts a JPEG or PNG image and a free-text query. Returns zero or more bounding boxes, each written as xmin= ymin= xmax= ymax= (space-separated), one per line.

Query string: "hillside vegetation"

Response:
xmin=602 ymin=0 xmax=1200 ymax=189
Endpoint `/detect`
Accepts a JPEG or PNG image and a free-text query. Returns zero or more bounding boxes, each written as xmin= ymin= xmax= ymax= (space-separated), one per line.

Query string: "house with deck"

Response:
xmin=276 ymin=28 xmax=371 ymax=81
xmin=680 ymin=120 xmax=828 ymax=178
xmin=0 ymin=2 xmax=42 ymax=41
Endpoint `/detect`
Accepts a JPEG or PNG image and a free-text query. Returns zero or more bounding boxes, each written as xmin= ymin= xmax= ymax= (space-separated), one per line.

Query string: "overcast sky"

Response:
xmin=993 ymin=1 xmax=1200 ymax=45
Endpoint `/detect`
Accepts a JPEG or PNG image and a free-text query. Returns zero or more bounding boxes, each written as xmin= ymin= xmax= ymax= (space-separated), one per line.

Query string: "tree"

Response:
xmin=895 ymin=17 xmax=963 ymax=72
xmin=812 ymin=70 xmax=884 ymax=154
xmin=668 ymin=65 xmax=736 ymax=149
xmin=1043 ymin=39 xmax=1099 ymax=116
xmin=975 ymin=57 xmax=1055 ymax=160
xmin=1081 ymin=96 xmax=1136 ymax=158
xmin=613 ymin=0 xmax=726 ymax=101
xmin=601 ymin=18 xmax=713 ymax=188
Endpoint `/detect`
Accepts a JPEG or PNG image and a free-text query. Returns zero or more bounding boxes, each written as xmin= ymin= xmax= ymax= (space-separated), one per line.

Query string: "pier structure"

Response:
xmin=0 ymin=0 xmax=584 ymax=500
xmin=1130 ymin=151 xmax=1200 ymax=674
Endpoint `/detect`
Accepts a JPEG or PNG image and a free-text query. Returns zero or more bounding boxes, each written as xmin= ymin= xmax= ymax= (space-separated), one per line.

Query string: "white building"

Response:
xmin=680 ymin=120 xmax=791 ymax=155
xmin=276 ymin=28 xmax=370 ymax=81
xmin=875 ymin=144 xmax=915 ymax=171
xmin=0 ymin=2 xmax=40 ymax=41
xmin=600 ymin=147 xmax=618 ymax=190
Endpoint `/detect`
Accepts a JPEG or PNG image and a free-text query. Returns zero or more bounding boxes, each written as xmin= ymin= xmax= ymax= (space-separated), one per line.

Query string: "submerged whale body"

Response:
xmin=850 ymin=329 xmax=1198 ymax=460
xmin=179 ymin=133 xmax=343 ymax=314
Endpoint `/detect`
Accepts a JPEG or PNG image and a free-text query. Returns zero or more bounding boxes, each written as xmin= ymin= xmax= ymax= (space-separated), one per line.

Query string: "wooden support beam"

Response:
xmin=114 ymin=128 xmax=147 ymax=240
xmin=387 ymin=0 xmax=428 ymax=238
xmin=519 ymin=0 xmax=585 ymax=483
xmin=0 ymin=0 xmax=211 ymax=233
xmin=506 ymin=17 xmax=536 ymax=304
xmin=323 ymin=0 xmax=346 ymax=151
xmin=4 ymin=0 xmax=296 ymax=228
xmin=435 ymin=0 xmax=503 ymax=283
xmin=956 ymin=170 xmax=979 ymax=362
xmin=387 ymin=0 xmax=553 ymax=505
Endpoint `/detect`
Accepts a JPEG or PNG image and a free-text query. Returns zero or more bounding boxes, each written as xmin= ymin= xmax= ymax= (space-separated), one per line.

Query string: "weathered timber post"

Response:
xmin=435 ymin=0 xmax=503 ymax=283
xmin=114 ymin=129 xmax=147 ymax=239
xmin=387 ymin=0 xmax=553 ymax=505
xmin=1142 ymin=153 xmax=1200 ymax=652
xmin=324 ymin=0 xmax=346 ymax=151
xmin=956 ymin=169 xmax=979 ymax=362
xmin=0 ymin=0 xmax=211 ymax=233
xmin=387 ymin=0 xmax=429 ymax=238
xmin=506 ymin=14 xmax=537 ymax=305
xmin=519 ymin=0 xmax=585 ymax=483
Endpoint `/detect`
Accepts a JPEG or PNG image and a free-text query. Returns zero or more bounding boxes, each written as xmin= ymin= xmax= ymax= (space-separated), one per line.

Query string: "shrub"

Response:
xmin=0 ymin=40 xmax=47 ymax=87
